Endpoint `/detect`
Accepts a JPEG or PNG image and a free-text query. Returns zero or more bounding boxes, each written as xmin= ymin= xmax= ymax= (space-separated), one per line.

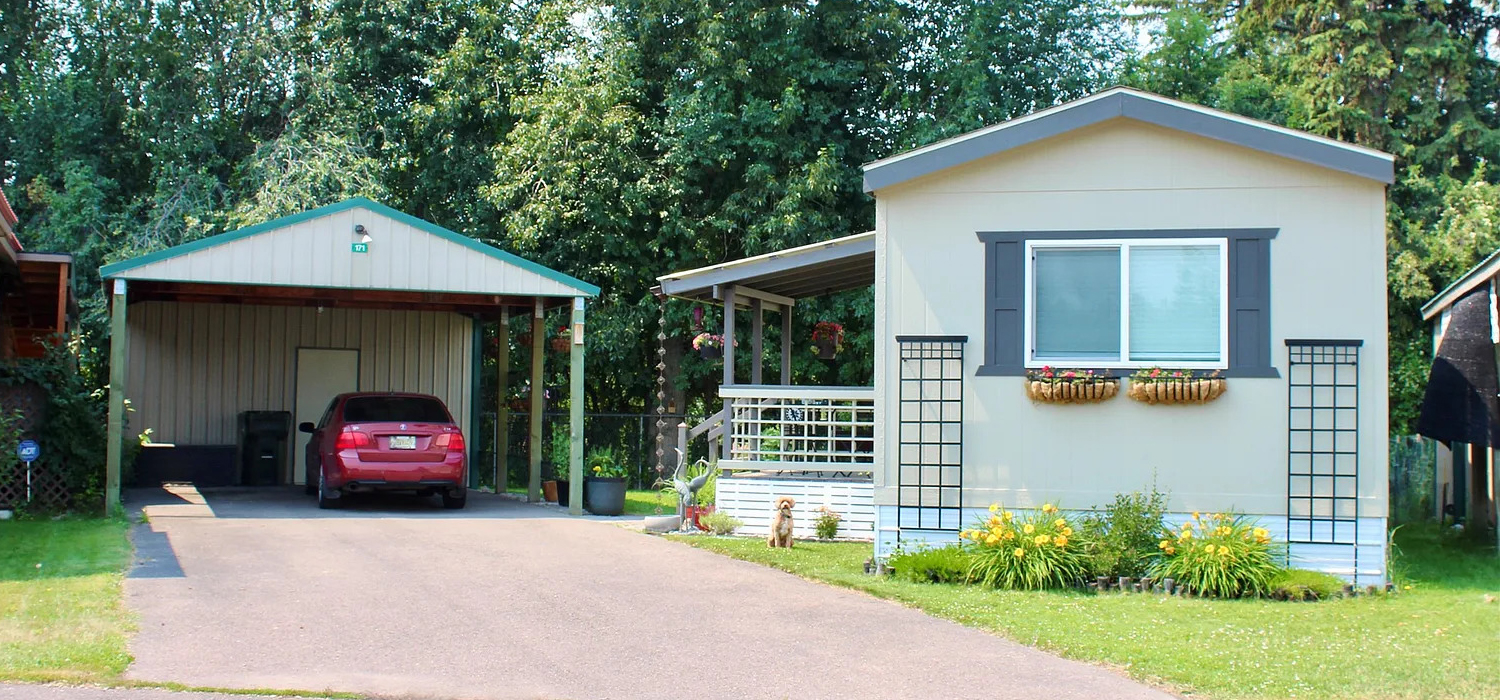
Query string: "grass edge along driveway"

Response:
xmin=0 ymin=518 xmax=134 ymax=683
xmin=668 ymin=526 xmax=1500 ymax=700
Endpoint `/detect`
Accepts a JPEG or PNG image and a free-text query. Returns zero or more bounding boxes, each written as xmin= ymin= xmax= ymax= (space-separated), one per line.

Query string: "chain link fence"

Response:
xmin=468 ymin=412 xmax=692 ymax=492
xmin=1389 ymin=434 xmax=1437 ymax=526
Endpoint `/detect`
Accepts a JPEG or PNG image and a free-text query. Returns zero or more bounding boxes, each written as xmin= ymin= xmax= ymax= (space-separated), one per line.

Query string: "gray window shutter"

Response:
xmin=983 ymin=239 xmax=1025 ymax=374
xmin=1228 ymin=235 xmax=1278 ymax=377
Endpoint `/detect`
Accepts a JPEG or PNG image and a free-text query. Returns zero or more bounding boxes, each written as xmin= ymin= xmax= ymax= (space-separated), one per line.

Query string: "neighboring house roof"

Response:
xmin=1423 ymin=249 xmax=1500 ymax=321
xmin=862 ymin=87 xmax=1397 ymax=192
xmin=657 ymin=231 xmax=875 ymax=302
xmin=100 ymin=197 xmax=599 ymax=298
xmin=0 ymin=188 xmax=20 ymax=265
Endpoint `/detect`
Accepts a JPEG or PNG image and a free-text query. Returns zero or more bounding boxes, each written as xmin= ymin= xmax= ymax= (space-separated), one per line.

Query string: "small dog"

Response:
xmin=767 ymin=496 xmax=796 ymax=548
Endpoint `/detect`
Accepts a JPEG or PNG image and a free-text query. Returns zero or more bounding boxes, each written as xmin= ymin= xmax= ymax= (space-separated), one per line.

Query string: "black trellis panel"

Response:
xmin=896 ymin=335 xmax=966 ymax=531
xmin=1285 ymin=340 xmax=1361 ymax=548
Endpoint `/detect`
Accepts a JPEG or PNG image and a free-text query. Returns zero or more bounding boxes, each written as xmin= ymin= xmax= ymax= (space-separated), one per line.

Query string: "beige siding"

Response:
xmin=126 ymin=302 xmax=473 ymax=449
xmin=874 ymin=118 xmax=1390 ymax=517
xmin=114 ymin=206 xmax=582 ymax=298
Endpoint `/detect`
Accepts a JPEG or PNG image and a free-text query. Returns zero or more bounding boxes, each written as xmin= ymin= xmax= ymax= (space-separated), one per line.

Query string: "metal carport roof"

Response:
xmin=656 ymin=231 xmax=874 ymax=304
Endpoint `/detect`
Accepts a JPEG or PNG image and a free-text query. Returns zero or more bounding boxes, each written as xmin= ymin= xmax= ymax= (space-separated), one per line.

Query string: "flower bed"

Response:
xmin=1127 ymin=367 xmax=1226 ymax=404
xmin=1023 ymin=367 xmax=1118 ymax=404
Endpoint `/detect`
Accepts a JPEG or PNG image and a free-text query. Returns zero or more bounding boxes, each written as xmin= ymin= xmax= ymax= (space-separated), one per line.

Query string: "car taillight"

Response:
xmin=335 ymin=429 xmax=373 ymax=450
xmin=435 ymin=432 xmax=465 ymax=452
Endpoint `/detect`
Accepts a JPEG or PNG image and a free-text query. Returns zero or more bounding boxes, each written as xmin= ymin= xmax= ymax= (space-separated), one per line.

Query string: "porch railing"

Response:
xmin=717 ymin=385 xmax=875 ymax=474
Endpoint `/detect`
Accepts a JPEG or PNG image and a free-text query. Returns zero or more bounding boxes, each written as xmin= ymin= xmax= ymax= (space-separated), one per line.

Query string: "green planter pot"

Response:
xmin=585 ymin=477 xmax=626 ymax=516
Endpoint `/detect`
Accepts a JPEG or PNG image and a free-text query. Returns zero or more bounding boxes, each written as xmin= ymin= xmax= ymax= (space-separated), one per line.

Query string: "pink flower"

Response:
xmin=1150 ymin=368 xmax=1161 ymax=377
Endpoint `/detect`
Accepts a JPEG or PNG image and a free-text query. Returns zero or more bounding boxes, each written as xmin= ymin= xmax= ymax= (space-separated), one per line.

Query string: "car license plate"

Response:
xmin=389 ymin=435 xmax=417 ymax=450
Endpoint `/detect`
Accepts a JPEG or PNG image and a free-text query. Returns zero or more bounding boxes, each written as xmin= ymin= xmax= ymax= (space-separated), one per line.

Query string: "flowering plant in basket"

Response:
xmin=810 ymin=321 xmax=844 ymax=358
xmin=1127 ymin=367 xmax=1226 ymax=404
xmin=1022 ymin=366 xmax=1118 ymax=404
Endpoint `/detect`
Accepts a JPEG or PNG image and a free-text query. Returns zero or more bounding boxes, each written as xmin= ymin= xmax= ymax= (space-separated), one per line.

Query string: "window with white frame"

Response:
xmin=1024 ymin=238 xmax=1228 ymax=368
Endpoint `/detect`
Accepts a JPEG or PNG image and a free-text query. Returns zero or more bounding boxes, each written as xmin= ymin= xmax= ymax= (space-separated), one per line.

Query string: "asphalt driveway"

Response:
xmin=124 ymin=486 xmax=1173 ymax=700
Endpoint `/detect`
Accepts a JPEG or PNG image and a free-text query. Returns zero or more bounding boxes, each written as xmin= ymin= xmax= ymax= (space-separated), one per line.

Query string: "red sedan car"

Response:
xmin=299 ymin=392 xmax=467 ymax=509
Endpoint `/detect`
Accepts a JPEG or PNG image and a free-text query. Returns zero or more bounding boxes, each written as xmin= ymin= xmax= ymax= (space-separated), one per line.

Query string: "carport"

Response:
xmin=99 ymin=198 xmax=599 ymax=514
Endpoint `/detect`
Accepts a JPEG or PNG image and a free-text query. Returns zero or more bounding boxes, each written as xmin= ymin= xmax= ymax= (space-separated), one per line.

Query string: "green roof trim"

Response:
xmin=98 ymin=197 xmax=600 ymax=297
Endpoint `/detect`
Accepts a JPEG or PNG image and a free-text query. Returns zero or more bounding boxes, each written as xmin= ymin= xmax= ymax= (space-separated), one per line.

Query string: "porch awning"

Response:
xmin=656 ymin=231 xmax=874 ymax=305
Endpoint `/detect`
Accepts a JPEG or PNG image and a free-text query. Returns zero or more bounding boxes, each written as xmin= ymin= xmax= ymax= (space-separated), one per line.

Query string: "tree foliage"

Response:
xmin=2 ymin=0 xmax=1493 ymax=433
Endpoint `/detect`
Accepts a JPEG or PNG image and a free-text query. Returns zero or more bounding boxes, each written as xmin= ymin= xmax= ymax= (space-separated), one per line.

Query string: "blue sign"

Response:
xmin=16 ymin=440 xmax=39 ymax=463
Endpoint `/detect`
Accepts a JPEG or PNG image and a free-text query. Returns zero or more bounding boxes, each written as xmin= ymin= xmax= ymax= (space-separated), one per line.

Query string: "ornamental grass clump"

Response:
xmin=1151 ymin=512 xmax=1283 ymax=597
xmin=961 ymin=503 xmax=1088 ymax=590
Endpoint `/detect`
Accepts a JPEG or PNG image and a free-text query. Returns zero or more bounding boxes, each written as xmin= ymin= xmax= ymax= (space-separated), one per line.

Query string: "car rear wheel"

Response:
xmin=442 ymin=490 xmax=466 ymax=510
xmin=317 ymin=468 xmax=342 ymax=510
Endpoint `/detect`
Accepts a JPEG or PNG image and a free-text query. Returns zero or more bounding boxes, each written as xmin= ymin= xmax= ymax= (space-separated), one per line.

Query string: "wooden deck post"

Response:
xmin=781 ymin=307 xmax=793 ymax=385
xmin=721 ymin=286 xmax=736 ymax=460
xmin=751 ymin=298 xmax=763 ymax=385
xmin=495 ymin=309 xmax=509 ymax=494
xmin=568 ymin=297 xmax=586 ymax=516
xmin=104 ymin=279 xmax=127 ymax=516
xmin=528 ymin=299 xmax=545 ymax=503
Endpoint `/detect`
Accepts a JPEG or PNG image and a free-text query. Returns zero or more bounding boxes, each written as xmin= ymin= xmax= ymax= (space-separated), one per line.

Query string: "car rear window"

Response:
xmin=342 ymin=397 xmax=451 ymax=423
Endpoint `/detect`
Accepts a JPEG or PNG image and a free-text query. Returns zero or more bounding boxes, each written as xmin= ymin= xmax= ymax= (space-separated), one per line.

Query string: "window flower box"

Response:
xmin=1023 ymin=367 xmax=1119 ymax=404
xmin=1127 ymin=368 xmax=1227 ymax=405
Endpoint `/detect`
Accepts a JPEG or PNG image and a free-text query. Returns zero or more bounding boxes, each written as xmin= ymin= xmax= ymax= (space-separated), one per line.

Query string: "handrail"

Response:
xmin=719 ymin=385 xmax=875 ymax=400
xmin=687 ymin=406 xmax=727 ymax=440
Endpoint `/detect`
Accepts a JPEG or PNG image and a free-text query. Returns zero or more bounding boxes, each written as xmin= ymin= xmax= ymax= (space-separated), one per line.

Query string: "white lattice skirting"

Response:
xmin=716 ymin=475 xmax=875 ymax=539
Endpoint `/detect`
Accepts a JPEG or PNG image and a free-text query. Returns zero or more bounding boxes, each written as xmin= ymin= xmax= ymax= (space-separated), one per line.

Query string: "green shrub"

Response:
xmin=699 ymin=510 xmax=743 ymax=535
xmin=1079 ymin=485 xmax=1170 ymax=578
xmin=963 ymin=503 xmax=1089 ymax=590
xmin=0 ymin=338 xmax=109 ymax=511
xmin=1151 ymin=512 xmax=1284 ymax=597
xmin=887 ymin=544 xmax=973 ymax=584
xmin=813 ymin=506 xmax=842 ymax=539
xmin=1268 ymin=568 xmax=1346 ymax=601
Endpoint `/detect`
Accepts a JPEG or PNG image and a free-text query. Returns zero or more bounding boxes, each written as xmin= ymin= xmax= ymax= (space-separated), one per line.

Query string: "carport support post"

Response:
xmin=104 ymin=279 xmax=127 ymax=516
xmin=568 ymin=297 xmax=585 ymax=516
xmin=528 ymin=299 xmax=545 ymax=503
xmin=496 ymin=309 xmax=509 ymax=494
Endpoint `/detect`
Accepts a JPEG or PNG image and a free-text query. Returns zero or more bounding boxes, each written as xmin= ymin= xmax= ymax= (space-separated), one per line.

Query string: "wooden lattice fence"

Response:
xmin=0 ymin=459 xmax=71 ymax=512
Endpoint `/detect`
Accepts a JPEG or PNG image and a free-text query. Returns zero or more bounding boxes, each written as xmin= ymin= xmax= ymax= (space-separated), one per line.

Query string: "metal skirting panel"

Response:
xmin=716 ymin=476 xmax=875 ymax=538
xmin=875 ymin=507 xmax=1388 ymax=583
xmin=126 ymin=301 xmax=473 ymax=447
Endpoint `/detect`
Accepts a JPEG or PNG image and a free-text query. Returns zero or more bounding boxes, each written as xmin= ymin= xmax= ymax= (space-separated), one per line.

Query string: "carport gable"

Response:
xmin=100 ymin=197 xmax=599 ymax=302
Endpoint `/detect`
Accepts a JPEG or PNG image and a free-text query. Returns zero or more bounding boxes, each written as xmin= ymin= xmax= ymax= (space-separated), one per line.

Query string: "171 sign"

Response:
xmin=351 ymin=242 xmax=369 ymax=253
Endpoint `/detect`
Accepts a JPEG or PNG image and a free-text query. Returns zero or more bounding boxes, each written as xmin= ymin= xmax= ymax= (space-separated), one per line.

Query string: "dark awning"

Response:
xmin=1418 ymin=286 xmax=1500 ymax=446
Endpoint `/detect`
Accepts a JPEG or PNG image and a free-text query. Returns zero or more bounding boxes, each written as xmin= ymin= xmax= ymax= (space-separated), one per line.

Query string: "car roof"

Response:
xmin=336 ymin=392 xmax=444 ymax=402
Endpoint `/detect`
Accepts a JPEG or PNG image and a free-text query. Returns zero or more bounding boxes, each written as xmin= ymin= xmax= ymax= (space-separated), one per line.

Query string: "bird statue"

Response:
xmin=671 ymin=447 xmax=718 ymax=530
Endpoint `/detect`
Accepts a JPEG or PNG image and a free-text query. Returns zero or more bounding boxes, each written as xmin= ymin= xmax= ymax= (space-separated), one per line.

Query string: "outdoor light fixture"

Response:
xmin=354 ymin=224 xmax=373 ymax=244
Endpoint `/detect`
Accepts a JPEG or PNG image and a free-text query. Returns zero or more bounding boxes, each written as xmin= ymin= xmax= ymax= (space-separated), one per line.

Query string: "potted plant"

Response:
xmin=810 ymin=321 xmax=844 ymax=359
xmin=693 ymin=332 xmax=726 ymax=360
xmin=1024 ymin=366 xmax=1119 ymax=404
xmin=584 ymin=446 xmax=629 ymax=516
xmin=550 ymin=325 xmax=572 ymax=353
xmin=1127 ymin=367 xmax=1227 ymax=405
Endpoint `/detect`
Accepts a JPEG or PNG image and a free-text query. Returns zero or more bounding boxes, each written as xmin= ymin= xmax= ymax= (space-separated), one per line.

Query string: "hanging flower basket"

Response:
xmin=693 ymin=332 xmax=726 ymax=360
xmin=550 ymin=326 xmax=572 ymax=353
xmin=1023 ymin=367 xmax=1119 ymax=404
xmin=810 ymin=321 xmax=844 ymax=360
xmin=1127 ymin=368 xmax=1227 ymax=405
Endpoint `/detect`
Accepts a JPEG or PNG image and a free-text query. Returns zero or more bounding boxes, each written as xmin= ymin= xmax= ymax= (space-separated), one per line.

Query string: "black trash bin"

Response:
xmin=238 ymin=411 xmax=292 ymax=486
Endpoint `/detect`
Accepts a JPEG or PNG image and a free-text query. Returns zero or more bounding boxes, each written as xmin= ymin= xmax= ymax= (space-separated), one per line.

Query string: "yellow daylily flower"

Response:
xmin=989 ymin=503 xmax=1000 ymax=514
xmin=1053 ymin=518 xmax=1067 ymax=529
xmin=1203 ymin=544 xmax=1216 ymax=555
xmin=1053 ymin=535 xmax=1068 ymax=547
xmin=1023 ymin=523 xmax=1035 ymax=534
xmin=1158 ymin=539 xmax=1171 ymax=550
xmin=1033 ymin=534 xmax=1049 ymax=546
xmin=1062 ymin=526 xmax=1073 ymax=537
xmin=1013 ymin=548 xmax=1025 ymax=558
xmin=1042 ymin=503 xmax=1058 ymax=514
xmin=985 ymin=534 xmax=1000 ymax=545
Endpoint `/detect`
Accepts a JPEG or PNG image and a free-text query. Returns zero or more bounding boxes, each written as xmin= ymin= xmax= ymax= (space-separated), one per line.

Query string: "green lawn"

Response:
xmin=669 ymin=526 xmax=1500 ymax=700
xmin=506 ymin=486 xmax=677 ymax=516
xmin=0 ymin=518 xmax=134 ymax=682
